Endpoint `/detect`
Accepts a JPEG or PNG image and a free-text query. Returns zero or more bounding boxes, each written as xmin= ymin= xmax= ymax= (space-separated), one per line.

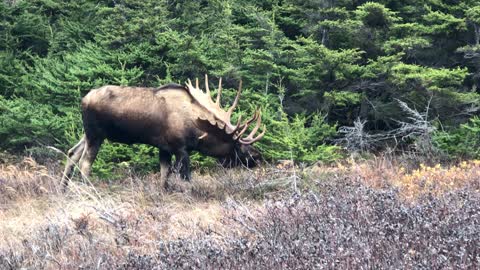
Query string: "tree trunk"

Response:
xmin=359 ymin=90 xmax=369 ymax=120
xmin=321 ymin=28 xmax=328 ymax=45
xmin=474 ymin=23 xmax=480 ymax=46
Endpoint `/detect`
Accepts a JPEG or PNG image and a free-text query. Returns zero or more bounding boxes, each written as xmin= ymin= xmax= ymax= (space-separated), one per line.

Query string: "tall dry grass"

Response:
xmin=0 ymin=158 xmax=60 ymax=203
xmin=0 ymin=156 xmax=479 ymax=269
xmin=0 ymin=158 xmax=298 ymax=269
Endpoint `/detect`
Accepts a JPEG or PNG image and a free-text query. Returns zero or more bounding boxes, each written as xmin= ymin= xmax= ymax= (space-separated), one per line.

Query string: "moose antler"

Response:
xmin=186 ymin=75 xmax=265 ymax=145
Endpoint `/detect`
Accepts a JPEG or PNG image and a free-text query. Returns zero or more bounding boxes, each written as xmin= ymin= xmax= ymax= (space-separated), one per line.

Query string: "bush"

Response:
xmin=138 ymin=187 xmax=479 ymax=269
xmin=241 ymin=91 xmax=341 ymax=164
xmin=1 ymin=158 xmax=479 ymax=269
xmin=0 ymin=96 xmax=75 ymax=151
xmin=433 ymin=116 xmax=480 ymax=159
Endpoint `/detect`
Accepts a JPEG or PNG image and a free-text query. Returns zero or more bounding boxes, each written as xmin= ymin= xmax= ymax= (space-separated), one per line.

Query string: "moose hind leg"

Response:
xmin=61 ymin=136 xmax=85 ymax=190
xmin=79 ymin=138 xmax=103 ymax=180
xmin=174 ymin=149 xmax=191 ymax=181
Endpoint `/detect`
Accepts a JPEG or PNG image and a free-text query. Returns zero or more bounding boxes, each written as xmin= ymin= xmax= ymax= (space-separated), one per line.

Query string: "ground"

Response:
xmin=0 ymin=157 xmax=479 ymax=269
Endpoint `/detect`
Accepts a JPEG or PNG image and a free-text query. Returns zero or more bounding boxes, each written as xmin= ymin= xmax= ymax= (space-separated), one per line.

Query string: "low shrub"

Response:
xmin=433 ymin=116 xmax=480 ymax=159
xmin=1 ymin=160 xmax=479 ymax=269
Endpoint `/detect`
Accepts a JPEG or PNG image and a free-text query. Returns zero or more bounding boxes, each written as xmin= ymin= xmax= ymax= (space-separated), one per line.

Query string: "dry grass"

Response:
xmin=0 ymin=156 xmax=479 ymax=269
xmin=0 ymin=159 xmax=289 ymax=269
xmin=0 ymin=158 xmax=60 ymax=203
xmin=348 ymin=157 xmax=480 ymax=200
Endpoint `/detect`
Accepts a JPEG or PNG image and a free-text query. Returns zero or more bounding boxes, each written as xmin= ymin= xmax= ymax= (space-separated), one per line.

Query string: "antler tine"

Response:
xmin=239 ymin=110 xmax=266 ymax=144
xmin=215 ymin=77 xmax=222 ymax=106
xmin=195 ymin=78 xmax=199 ymax=91
xmin=244 ymin=110 xmax=262 ymax=140
xmin=235 ymin=109 xmax=259 ymax=139
xmin=240 ymin=126 xmax=266 ymax=145
xmin=227 ymin=115 xmax=243 ymax=135
xmin=227 ymin=80 xmax=242 ymax=118
xmin=205 ymin=74 xmax=210 ymax=96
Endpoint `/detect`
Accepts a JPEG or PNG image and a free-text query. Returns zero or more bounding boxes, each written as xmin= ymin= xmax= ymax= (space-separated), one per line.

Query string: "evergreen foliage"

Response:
xmin=434 ymin=116 xmax=480 ymax=159
xmin=2 ymin=0 xmax=480 ymax=175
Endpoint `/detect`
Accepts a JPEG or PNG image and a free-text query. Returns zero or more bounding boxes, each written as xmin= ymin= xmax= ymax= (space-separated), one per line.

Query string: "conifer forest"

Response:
xmin=0 ymin=1 xmax=479 ymax=269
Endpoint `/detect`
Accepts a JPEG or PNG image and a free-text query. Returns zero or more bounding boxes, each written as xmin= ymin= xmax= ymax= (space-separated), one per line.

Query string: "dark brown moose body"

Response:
xmin=61 ymin=76 xmax=265 ymax=190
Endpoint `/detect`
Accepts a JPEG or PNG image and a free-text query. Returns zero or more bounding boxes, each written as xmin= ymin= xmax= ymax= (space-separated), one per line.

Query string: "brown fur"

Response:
xmin=61 ymin=84 xmax=261 ymax=190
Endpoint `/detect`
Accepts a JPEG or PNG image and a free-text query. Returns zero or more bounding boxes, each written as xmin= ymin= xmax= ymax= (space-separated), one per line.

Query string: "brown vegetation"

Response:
xmin=0 ymin=157 xmax=479 ymax=269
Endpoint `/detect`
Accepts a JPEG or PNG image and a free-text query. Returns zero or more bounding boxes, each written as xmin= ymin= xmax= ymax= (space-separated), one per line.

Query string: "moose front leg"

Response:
xmin=174 ymin=148 xmax=191 ymax=181
xmin=159 ymin=150 xmax=172 ymax=187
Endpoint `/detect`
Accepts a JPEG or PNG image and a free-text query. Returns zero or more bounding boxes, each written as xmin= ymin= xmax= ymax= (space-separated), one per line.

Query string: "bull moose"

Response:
xmin=61 ymin=75 xmax=265 ymax=189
